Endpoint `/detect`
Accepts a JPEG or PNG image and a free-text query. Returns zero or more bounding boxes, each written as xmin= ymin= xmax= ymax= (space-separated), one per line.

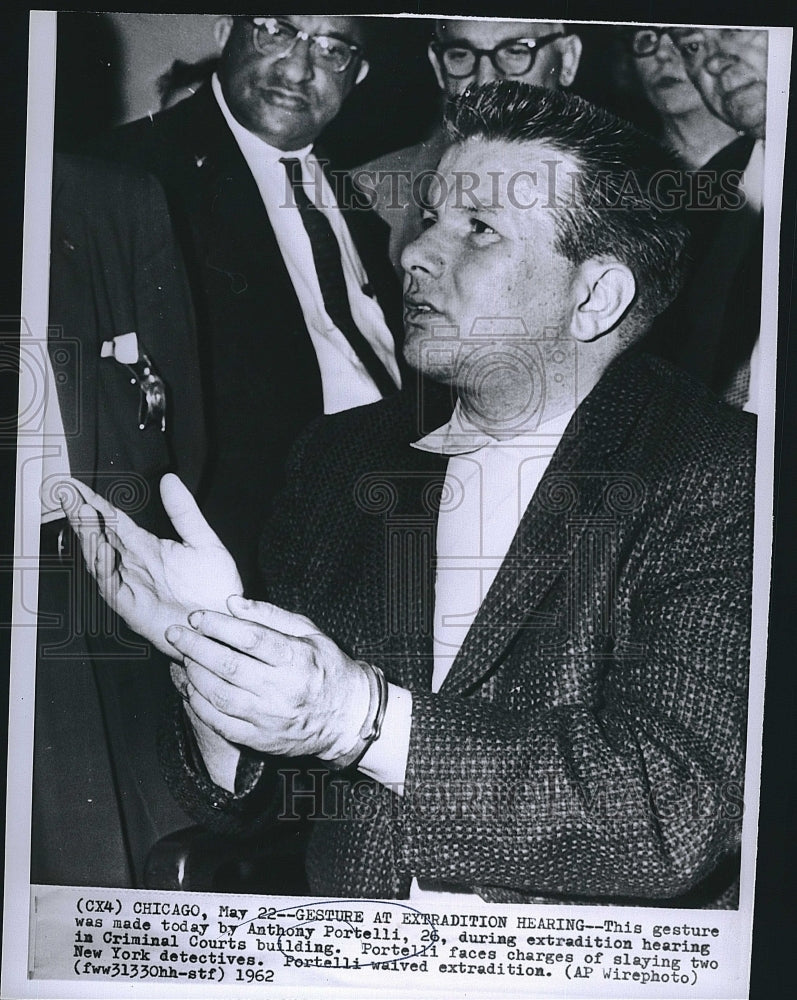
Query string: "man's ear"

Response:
xmin=428 ymin=43 xmax=447 ymax=92
xmin=214 ymin=16 xmax=234 ymax=53
xmin=569 ymin=259 xmax=636 ymax=342
xmin=557 ymin=34 xmax=583 ymax=88
xmin=354 ymin=59 xmax=370 ymax=86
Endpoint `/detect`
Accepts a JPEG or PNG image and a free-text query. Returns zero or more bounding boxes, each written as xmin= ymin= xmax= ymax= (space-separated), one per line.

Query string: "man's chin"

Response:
xmin=724 ymin=83 xmax=766 ymax=138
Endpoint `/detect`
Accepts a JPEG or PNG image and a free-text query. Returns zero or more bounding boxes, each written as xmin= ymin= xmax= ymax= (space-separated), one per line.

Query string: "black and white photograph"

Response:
xmin=1 ymin=6 xmax=794 ymax=998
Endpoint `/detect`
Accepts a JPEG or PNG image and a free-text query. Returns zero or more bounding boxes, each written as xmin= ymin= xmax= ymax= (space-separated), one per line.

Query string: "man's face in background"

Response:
xmin=215 ymin=14 xmax=369 ymax=150
xmin=671 ymin=27 xmax=767 ymax=140
xmin=429 ymin=19 xmax=582 ymax=97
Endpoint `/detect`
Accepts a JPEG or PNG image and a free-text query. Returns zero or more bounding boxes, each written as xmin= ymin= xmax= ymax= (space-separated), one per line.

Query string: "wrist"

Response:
xmin=323 ymin=660 xmax=389 ymax=771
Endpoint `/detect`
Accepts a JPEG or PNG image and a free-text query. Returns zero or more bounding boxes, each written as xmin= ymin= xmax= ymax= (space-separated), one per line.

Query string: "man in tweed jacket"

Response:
xmin=66 ymin=82 xmax=754 ymax=907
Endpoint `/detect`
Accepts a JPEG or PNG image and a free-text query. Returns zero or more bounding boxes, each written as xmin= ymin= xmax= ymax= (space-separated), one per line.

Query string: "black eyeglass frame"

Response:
xmin=622 ymin=26 xmax=677 ymax=59
xmin=430 ymin=32 xmax=566 ymax=79
xmin=248 ymin=16 xmax=364 ymax=74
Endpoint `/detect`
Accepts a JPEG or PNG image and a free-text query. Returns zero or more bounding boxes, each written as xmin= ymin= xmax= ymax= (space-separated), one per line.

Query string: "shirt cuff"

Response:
xmin=357 ymin=683 xmax=413 ymax=794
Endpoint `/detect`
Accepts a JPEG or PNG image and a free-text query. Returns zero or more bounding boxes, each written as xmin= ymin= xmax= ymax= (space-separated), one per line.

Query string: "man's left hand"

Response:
xmin=166 ymin=597 xmax=371 ymax=762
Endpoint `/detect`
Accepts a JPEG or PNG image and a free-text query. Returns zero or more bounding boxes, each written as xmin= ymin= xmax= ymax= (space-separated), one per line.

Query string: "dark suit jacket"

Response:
xmin=644 ymin=136 xmax=762 ymax=406
xmin=163 ymin=351 xmax=754 ymax=907
xmin=87 ymin=85 xmax=404 ymax=588
xmin=33 ymin=154 xmax=205 ymax=887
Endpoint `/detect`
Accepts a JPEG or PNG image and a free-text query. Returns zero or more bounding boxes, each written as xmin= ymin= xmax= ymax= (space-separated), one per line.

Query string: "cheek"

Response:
xmin=526 ymin=51 xmax=561 ymax=87
xmin=696 ymin=72 xmax=723 ymax=110
xmin=312 ymin=78 xmax=348 ymax=120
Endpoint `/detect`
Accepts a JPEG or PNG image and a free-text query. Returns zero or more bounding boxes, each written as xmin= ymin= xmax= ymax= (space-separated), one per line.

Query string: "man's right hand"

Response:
xmin=60 ymin=473 xmax=243 ymax=657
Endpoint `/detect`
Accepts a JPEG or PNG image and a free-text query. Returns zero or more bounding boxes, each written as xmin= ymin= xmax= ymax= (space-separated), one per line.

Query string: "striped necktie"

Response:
xmin=281 ymin=157 xmax=397 ymax=398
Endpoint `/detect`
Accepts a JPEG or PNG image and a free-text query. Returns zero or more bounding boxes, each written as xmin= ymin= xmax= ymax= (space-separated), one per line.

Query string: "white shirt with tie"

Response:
xmin=212 ymin=74 xmax=401 ymax=414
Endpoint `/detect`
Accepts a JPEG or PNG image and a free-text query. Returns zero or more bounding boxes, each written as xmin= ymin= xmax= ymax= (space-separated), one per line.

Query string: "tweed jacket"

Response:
xmin=162 ymin=350 xmax=755 ymax=906
xmin=88 ymin=85 xmax=404 ymax=587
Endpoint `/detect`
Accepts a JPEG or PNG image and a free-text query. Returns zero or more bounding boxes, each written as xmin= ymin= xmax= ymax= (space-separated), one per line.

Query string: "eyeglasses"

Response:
xmin=669 ymin=30 xmax=713 ymax=70
xmin=249 ymin=16 xmax=363 ymax=74
xmin=624 ymin=27 xmax=677 ymax=58
xmin=430 ymin=32 xmax=565 ymax=79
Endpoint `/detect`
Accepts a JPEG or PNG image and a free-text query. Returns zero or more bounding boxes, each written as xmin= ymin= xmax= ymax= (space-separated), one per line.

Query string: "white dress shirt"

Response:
xmin=417 ymin=404 xmax=576 ymax=693
xmin=212 ymin=75 xmax=400 ymax=413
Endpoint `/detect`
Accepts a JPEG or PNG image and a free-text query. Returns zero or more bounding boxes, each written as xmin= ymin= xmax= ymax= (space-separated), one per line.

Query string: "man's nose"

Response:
xmin=473 ymin=52 xmax=501 ymax=85
xmin=401 ymin=226 xmax=446 ymax=279
xmin=274 ymin=35 xmax=314 ymax=81
xmin=703 ymin=31 xmax=742 ymax=76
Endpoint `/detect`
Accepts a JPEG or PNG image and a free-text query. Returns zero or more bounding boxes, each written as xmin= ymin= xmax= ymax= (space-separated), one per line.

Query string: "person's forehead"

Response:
xmin=435 ymin=138 xmax=576 ymax=220
xmin=436 ymin=18 xmax=563 ymax=46
xmin=670 ymin=26 xmax=765 ymax=49
xmin=277 ymin=12 xmax=364 ymax=44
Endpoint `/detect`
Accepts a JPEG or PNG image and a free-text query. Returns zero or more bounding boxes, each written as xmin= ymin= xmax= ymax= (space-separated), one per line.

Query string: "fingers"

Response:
xmin=57 ymin=477 xmax=140 ymax=545
xmin=166 ymin=625 xmax=290 ymax=746
xmin=187 ymin=610 xmax=301 ymax=674
xmin=160 ymin=474 xmax=224 ymax=549
xmin=227 ymin=595 xmax=318 ymax=637
xmin=63 ymin=501 xmax=116 ymax=590
xmin=183 ymin=684 xmax=261 ymax=748
xmin=165 ymin=620 xmax=291 ymax=698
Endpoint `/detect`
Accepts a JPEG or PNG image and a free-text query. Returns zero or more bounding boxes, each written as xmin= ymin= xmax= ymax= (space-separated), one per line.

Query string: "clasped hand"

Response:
xmin=166 ymin=600 xmax=370 ymax=762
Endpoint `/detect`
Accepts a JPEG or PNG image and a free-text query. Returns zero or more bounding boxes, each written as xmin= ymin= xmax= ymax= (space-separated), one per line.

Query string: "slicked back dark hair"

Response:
xmin=444 ymin=80 xmax=691 ymax=330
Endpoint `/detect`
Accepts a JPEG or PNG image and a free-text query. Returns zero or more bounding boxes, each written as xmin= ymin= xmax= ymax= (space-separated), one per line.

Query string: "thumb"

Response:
xmin=160 ymin=473 xmax=222 ymax=547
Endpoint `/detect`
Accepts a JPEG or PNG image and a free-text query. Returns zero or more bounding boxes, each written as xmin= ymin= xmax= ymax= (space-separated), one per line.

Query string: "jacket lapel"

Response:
xmin=175 ymin=88 xmax=307 ymax=311
xmin=438 ymin=352 xmax=656 ymax=698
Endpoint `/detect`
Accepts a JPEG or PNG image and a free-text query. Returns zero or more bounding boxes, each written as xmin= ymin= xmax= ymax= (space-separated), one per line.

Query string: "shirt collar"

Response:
xmin=411 ymin=400 xmax=575 ymax=456
xmin=211 ymin=72 xmax=313 ymax=166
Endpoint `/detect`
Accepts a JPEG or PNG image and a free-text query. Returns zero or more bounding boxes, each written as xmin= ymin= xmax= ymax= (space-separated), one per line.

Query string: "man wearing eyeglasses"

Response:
xmin=353 ymin=19 xmax=582 ymax=270
xmin=80 ymin=14 xmax=402 ymax=890
xmin=89 ymin=15 xmax=403 ymax=591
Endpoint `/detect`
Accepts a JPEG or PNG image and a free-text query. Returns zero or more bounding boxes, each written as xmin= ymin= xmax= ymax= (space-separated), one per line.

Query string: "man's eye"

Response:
xmin=470 ymin=218 xmax=497 ymax=237
xmin=676 ymin=34 xmax=706 ymax=58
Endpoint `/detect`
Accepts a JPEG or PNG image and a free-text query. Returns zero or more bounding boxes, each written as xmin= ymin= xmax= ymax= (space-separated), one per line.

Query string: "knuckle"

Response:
xmin=239 ymin=626 xmax=260 ymax=651
xmin=219 ymin=653 xmax=239 ymax=678
xmin=211 ymin=685 xmax=234 ymax=715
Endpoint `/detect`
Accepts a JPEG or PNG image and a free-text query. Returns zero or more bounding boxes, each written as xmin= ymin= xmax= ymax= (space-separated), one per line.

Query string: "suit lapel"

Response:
xmin=438 ymin=352 xmax=656 ymax=698
xmin=175 ymin=88 xmax=308 ymax=315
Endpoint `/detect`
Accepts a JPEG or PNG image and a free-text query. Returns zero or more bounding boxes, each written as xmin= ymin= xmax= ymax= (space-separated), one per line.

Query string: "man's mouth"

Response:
xmin=722 ymin=79 xmax=761 ymax=102
xmin=403 ymin=296 xmax=442 ymax=322
xmin=262 ymin=86 xmax=310 ymax=109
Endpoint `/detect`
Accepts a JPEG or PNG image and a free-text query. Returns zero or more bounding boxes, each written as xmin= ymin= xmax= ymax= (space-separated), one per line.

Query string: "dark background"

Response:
xmin=2 ymin=3 xmax=795 ymax=996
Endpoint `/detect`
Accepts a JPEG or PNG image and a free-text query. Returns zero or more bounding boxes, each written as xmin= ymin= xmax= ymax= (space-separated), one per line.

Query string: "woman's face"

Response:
xmin=634 ymin=32 xmax=707 ymax=118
